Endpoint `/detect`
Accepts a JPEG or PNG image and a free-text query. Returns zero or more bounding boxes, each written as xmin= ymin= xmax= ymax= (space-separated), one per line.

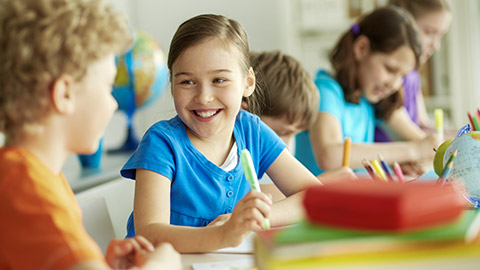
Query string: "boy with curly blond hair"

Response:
xmin=0 ymin=0 xmax=180 ymax=269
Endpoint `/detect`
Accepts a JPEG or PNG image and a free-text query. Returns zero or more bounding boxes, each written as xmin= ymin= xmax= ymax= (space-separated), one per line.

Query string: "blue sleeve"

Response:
xmin=121 ymin=124 xmax=175 ymax=181
xmin=236 ymin=111 xmax=286 ymax=180
xmin=317 ymin=78 xmax=345 ymax=121
xmin=257 ymin=117 xmax=286 ymax=179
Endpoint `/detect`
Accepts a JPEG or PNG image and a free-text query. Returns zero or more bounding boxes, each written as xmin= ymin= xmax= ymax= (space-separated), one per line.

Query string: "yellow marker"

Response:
xmin=370 ymin=159 xmax=387 ymax=182
xmin=342 ymin=137 xmax=351 ymax=167
xmin=434 ymin=108 xmax=444 ymax=142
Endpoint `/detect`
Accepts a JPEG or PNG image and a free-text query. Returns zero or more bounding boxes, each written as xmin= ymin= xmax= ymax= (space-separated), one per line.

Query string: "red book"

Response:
xmin=303 ymin=180 xmax=465 ymax=232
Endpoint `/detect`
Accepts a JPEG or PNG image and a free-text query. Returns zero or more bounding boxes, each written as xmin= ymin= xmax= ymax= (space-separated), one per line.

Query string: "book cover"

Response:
xmin=303 ymin=180 xmax=465 ymax=231
xmin=254 ymin=210 xmax=480 ymax=269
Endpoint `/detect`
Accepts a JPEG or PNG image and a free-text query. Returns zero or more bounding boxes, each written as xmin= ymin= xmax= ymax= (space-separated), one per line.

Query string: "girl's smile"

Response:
xmin=192 ymin=108 xmax=223 ymax=121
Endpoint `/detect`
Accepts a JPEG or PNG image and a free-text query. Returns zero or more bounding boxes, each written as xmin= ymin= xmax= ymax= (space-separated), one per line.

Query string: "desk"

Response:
xmin=181 ymin=253 xmax=254 ymax=270
xmin=63 ymin=152 xmax=131 ymax=193
xmin=181 ymin=252 xmax=480 ymax=270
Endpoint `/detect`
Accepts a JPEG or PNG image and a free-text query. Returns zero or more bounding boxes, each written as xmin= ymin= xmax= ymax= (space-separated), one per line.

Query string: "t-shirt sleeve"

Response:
xmin=121 ymin=125 xmax=176 ymax=181
xmin=256 ymin=117 xmax=286 ymax=179
xmin=0 ymin=172 xmax=104 ymax=270
xmin=317 ymin=77 xmax=344 ymax=121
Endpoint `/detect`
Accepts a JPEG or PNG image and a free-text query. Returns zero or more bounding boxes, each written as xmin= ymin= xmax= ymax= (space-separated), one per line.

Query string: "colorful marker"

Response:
xmin=370 ymin=159 xmax=387 ymax=182
xmin=437 ymin=150 xmax=458 ymax=186
xmin=362 ymin=159 xmax=377 ymax=181
xmin=473 ymin=115 xmax=480 ymax=132
xmin=342 ymin=137 xmax=351 ymax=167
xmin=468 ymin=112 xmax=476 ymax=131
xmin=393 ymin=162 xmax=405 ymax=183
xmin=378 ymin=155 xmax=394 ymax=182
xmin=240 ymin=149 xmax=270 ymax=229
xmin=434 ymin=108 xmax=444 ymax=142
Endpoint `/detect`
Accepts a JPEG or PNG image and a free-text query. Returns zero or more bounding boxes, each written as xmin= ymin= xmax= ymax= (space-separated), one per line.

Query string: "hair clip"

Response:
xmin=351 ymin=23 xmax=360 ymax=37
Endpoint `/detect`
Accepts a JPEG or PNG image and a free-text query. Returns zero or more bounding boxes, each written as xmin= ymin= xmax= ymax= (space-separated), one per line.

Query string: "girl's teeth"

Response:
xmin=197 ymin=110 xmax=217 ymax=118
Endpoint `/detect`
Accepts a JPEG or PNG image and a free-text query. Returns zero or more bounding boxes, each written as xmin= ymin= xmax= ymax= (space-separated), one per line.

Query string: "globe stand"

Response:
xmin=77 ymin=138 xmax=104 ymax=170
xmin=107 ymin=118 xmax=139 ymax=154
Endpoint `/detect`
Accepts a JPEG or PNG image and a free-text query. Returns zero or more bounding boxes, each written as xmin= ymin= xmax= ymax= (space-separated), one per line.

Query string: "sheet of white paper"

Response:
xmin=191 ymin=257 xmax=254 ymax=270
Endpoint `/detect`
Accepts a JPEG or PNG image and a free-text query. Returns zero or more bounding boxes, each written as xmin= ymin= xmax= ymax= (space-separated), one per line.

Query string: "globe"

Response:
xmin=110 ymin=28 xmax=169 ymax=153
xmin=78 ymin=29 xmax=168 ymax=169
xmin=442 ymin=131 xmax=480 ymax=206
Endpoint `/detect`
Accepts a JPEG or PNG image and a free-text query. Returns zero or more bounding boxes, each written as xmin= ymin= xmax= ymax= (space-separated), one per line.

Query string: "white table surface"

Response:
xmin=181 ymin=253 xmax=254 ymax=270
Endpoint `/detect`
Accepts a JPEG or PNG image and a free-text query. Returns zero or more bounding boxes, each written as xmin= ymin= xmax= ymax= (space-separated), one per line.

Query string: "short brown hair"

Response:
xmin=330 ymin=6 xmax=421 ymax=119
xmin=250 ymin=51 xmax=319 ymax=130
xmin=0 ymin=0 xmax=133 ymax=141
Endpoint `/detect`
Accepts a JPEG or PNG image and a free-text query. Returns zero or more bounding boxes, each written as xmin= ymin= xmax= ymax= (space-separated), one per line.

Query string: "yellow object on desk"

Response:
xmin=254 ymin=210 xmax=480 ymax=270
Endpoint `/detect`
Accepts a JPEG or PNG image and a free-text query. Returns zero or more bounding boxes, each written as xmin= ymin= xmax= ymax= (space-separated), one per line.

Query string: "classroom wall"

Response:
xmin=103 ymin=0 xmax=300 ymax=150
xmin=49 ymin=0 xmax=480 ymax=176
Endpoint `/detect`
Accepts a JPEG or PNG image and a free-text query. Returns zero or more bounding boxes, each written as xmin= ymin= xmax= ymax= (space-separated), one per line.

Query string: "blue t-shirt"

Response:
xmin=121 ymin=110 xmax=286 ymax=237
xmin=295 ymin=70 xmax=375 ymax=176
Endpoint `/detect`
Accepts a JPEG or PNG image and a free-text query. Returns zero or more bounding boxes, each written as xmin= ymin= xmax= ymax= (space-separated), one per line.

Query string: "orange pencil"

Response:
xmin=342 ymin=137 xmax=351 ymax=167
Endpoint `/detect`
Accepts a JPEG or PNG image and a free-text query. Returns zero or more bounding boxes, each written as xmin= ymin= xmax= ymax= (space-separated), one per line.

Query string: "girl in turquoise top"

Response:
xmin=295 ymin=6 xmax=440 ymax=176
xmin=376 ymin=0 xmax=453 ymax=144
xmin=123 ymin=14 xmax=320 ymax=253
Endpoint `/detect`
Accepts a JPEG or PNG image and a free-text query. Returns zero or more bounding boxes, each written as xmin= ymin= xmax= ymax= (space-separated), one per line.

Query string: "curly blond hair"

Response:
xmin=0 ymin=0 xmax=133 ymax=141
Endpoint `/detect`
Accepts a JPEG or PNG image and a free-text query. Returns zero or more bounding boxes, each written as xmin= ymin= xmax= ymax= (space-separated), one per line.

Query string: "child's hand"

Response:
xmin=317 ymin=167 xmax=357 ymax=184
xmin=419 ymin=134 xmax=442 ymax=160
xmin=221 ymin=190 xmax=272 ymax=247
xmin=105 ymin=237 xmax=182 ymax=270
xmin=399 ymin=161 xmax=425 ymax=177
xmin=105 ymin=236 xmax=154 ymax=268
xmin=141 ymin=242 xmax=182 ymax=270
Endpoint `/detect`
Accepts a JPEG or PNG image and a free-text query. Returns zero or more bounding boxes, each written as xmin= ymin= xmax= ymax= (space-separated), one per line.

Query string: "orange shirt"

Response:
xmin=0 ymin=147 xmax=104 ymax=270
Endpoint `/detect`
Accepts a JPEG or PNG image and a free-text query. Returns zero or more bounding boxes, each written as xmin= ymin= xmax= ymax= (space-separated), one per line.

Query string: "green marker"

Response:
xmin=240 ymin=149 xmax=270 ymax=229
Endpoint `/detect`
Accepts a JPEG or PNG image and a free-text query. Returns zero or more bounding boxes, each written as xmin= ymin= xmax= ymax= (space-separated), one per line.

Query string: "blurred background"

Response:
xmin=102 ymin=0 xmax=480 ymax=151
xmin=1 ymin=0 xmax=479 ymax=189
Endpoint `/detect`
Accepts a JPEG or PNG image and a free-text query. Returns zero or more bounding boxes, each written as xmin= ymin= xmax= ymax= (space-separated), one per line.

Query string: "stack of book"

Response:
xmin=254 ymin=181 xmax=480 ymax=269
xmin=254 ymin=210 xmax=480 ymax=269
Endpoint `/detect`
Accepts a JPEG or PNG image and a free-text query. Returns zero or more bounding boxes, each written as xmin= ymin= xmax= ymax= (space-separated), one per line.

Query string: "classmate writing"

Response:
xmin=0 ymin=0 xmax=180 ymax=269
xmin=246 ymin=51 xmax=355 ymax=200
xmin=295 ymin=6 xmax=440 ymax=176
xmin=121 ymin=14 xmax=320 ymax=253
xmin=375 ymin=0 xmax=452 ymax=143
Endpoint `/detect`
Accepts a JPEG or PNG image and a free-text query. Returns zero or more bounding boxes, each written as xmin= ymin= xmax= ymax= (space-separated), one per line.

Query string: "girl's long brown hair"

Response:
xmin=330 ymin=6 xmax=422 ymax=119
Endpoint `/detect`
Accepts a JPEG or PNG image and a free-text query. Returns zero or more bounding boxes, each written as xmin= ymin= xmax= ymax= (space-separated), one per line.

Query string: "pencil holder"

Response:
xmin=440 ymin=131 xmax=480 ymax=208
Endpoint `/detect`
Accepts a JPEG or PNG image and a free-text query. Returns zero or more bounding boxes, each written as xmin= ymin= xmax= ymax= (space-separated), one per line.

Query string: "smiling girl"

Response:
xmin=375 ymin=0 xmax=452 ymax=143
xmin=120 ymin=14 xmax=320 ymax=253
xmin=295 ymin=6 xmax=440 ymax=176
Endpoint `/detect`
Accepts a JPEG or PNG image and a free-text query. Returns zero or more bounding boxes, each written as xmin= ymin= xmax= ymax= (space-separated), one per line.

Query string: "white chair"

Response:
xmin=76 ymin=178 xmax=135 ymax=252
